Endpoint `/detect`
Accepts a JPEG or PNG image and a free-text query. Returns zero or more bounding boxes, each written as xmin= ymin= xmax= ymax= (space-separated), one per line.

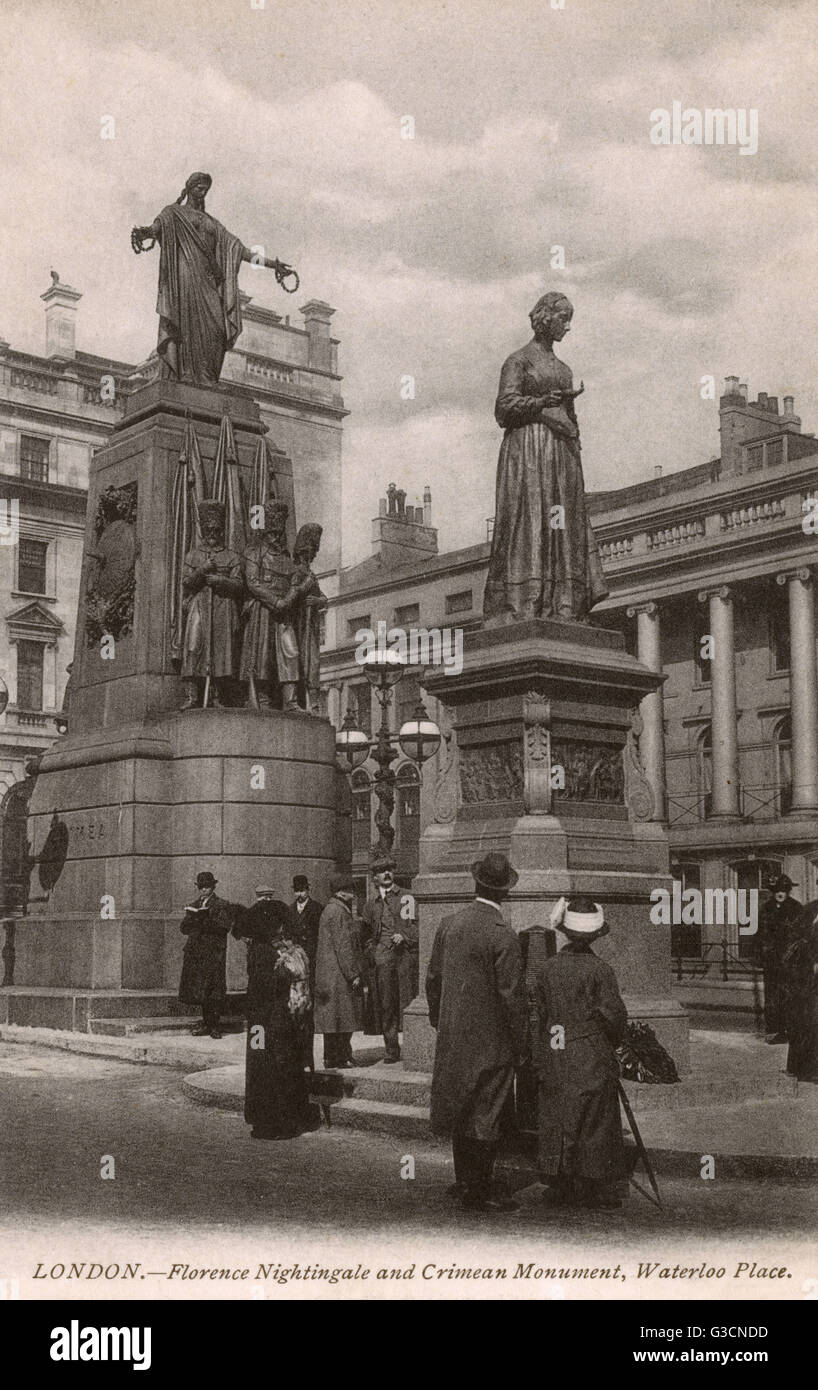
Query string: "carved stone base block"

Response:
xmin=402 ymin=619 xmax=689 ymax=1074
xmin=21 ymin=709 xmax=338 ymax=994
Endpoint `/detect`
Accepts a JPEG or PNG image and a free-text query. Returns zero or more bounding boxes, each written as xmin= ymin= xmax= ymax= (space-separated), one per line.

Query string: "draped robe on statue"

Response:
xmin=483 ymin=342 xmax=608 ymax=622
xmin=153 ymin=204 xmax=245 ymax=386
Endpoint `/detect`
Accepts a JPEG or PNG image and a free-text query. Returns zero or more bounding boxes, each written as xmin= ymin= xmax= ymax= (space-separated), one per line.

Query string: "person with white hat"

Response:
xmin=531 ymin=895 xmax=628 ymax=1210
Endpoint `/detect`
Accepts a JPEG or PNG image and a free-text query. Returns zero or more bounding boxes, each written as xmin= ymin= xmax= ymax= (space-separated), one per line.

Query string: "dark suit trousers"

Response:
xmin=375 ymin=960 xmax=401 ymax=1058
xmin=452 ymin=1130 xmax=497 ymax=1200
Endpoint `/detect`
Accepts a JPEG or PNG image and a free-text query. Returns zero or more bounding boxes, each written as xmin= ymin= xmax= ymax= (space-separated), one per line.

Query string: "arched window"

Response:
xmin=697 ymin=727 xmax=712 ymax=819
xmin=350 ymin=769 xmax=371 ymax=852
xmin=775 ymin=716 xmax=792 ymax=815
xmin=396 ymin=762 xmax=420 ymax=852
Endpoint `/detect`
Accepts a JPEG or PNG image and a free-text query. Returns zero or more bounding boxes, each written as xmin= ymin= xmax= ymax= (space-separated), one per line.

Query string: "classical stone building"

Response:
xmin=321 ymin=381 xmax=818 ymax=996
xmin=0 ymin=275 xmax=345 ymax=911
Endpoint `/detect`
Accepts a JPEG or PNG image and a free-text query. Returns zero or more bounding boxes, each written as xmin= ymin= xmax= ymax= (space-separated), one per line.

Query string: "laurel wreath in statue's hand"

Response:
xmin=131 ymin=226 xmax=156 ymax=255
xmin=274 ymin=259 xmax=300 ymax=293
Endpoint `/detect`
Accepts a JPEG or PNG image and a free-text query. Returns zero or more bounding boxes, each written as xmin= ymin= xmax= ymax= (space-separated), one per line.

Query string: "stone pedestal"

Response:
xmin=20 ymin=382 xmax=338 ymax=1016
xmin=402 ymin=618 xmax=689 ymax=1074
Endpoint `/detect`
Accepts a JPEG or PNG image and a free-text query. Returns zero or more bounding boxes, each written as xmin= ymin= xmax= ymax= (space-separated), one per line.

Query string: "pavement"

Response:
xmin=1 ymin=1038 xmax=816 ymax=1303
xmin=0 ymin=1019 xmax=815 ymax=1179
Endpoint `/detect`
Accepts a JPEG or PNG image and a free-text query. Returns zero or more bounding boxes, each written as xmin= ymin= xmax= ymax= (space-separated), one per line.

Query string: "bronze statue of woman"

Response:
xmin=131 ymin=172 xmax=298 ymax=388
xmin=483 ymin=292 xmax=608 ymax=624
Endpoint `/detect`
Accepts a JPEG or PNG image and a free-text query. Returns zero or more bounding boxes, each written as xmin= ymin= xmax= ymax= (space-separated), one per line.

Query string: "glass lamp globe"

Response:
xmin=361 ymin=648 xmax=406 ymax=691
xmin=398 ymin=701 xmax=442 ymax=765
xmin=335 ymin=710 xmax=370 ymax=772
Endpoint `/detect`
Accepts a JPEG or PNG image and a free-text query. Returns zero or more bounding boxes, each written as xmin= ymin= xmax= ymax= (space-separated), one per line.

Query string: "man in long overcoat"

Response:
xmin=360 ymin=851 xmax=418 ymax=1063
xmin=756 ymin=873 xmax=802 ymax=1042
xmin=287 ymin=875 xmax=324 ymax=989
xmin=531 ymin=896 xmax=628 ymax=1210
xmin=426 ymin=852 xmax=528 ymax=1212
xmin=287 ymin=874 xmax=324 ymax=1068
xmin=314 ymin=872 xmax=364 ymax=1069
xmin=178 ymin=870 xmax=237 ymax=1037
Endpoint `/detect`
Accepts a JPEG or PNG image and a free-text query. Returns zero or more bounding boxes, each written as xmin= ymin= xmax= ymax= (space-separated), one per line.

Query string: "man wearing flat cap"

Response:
xmin=361 ymin=851 xmax=418 ymax=1063
xmin=178 ymin=870 xmax=237 ymax=1038
xmin=756 ymin=873 xmax=801 ymax=1043
xmin=426 ymin=852 xmax=528 ymax=1211
xmin=314 ymin=872 xmax=365 ymax=1069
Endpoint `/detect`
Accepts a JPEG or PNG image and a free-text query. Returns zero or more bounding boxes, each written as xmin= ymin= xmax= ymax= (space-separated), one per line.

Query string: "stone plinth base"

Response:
xmin=21 ymin=708 xmax=338 ymax=998
xmin=401 ymin=618 xmax=689 ymax=1075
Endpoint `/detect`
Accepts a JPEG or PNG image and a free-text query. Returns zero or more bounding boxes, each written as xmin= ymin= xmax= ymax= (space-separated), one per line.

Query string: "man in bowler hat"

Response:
xmin=756 ymin=873 xmax=801 ymax=1042
xmin=361 ymin=851 xmax=418 ymax=1063
xmin=426 ymin=852 xmax=528 ymax=1211
xmin=287 ymin=875 xmax=324 ymax=991
xmin=178 ymin=871 xmax=237 ymax=1038
xmin=288 ymin=874 xmax=324 ymax=1067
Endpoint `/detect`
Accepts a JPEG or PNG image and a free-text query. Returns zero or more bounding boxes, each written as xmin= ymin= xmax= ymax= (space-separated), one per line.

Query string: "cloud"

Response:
xmin=0 ymin=0 xmax=816 ymax=570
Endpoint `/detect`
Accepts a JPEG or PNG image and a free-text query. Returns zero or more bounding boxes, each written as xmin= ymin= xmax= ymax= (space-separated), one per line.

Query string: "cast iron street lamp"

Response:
xmin=334 ymin=651 xmax=441 ymax=853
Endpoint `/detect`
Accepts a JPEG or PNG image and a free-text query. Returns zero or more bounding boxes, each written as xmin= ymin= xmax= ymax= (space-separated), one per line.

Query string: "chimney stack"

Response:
xmin=423 ymin=485 xmax=432 ymax=526
xmin=783 ymin=394 xmax=795 ymax=416
xmin=41 ymin=271 xmax=81 ymax=359
xmin=300 ymin=300 xmax=335 ymax=372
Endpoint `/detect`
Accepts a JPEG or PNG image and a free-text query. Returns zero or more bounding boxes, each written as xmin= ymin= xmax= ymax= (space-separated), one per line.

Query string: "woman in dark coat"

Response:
xmin=233 ymin=887 xmax=313 ymax=1139
xmin=531 ymin=895 xmax=628 ymax=1209
xmin=782 ymin=900 xmax=818 ymax=1083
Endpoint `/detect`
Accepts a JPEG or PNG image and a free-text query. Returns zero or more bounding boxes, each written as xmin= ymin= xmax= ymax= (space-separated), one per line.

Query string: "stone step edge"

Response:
xmin=180 ymin=1075 xmax=817 ymax=1180
xmin=0 ymin=1023 xmax=235 ymax=1070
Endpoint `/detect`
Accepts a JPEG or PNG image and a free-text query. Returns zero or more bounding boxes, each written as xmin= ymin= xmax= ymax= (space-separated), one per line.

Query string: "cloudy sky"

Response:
xmin=1 ymin=0 xmax=817 ymax=564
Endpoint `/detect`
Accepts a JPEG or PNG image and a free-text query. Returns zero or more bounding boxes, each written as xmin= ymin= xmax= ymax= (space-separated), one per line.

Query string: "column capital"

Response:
xmin=776 ymin=566 xmax=813 ymax=587
xmin=626 ymin=600 xmax=659 ymax=618
xmin=698 ymin=585 xmax=731 ymax=605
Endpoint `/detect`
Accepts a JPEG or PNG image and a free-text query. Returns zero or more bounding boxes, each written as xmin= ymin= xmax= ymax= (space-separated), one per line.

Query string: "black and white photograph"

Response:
xmin=0 ymin=0 xmax=816 ymax=1343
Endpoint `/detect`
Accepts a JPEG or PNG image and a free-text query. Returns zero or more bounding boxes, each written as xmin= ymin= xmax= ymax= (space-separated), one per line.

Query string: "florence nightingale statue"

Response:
xmin=483 ymin=292 xmax=608 ymax=624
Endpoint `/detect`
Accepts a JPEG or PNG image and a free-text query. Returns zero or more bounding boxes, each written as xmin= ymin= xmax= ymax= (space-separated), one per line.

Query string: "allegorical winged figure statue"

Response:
xmin=131 ymin=171 xmax=299 ymax=388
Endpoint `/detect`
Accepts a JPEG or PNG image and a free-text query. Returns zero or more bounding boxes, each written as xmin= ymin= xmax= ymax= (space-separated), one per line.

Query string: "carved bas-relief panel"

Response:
xmin=459 ymin=741 xmax=524 ymax=804
xmin=551 ymin=739 xmax=625 ymax=805
xmin=84 ymin=482 xmax=139 ymax=646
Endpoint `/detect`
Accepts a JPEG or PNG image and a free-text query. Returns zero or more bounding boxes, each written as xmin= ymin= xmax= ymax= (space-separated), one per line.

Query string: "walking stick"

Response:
xmin=617 ymin=1079 xmax=664 ymax=1210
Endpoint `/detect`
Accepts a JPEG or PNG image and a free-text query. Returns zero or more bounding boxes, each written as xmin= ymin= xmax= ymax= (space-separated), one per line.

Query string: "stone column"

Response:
xmin=777 ymin=567 xmax=818 ymax=813
xmin=698 ymin=585 xmax=740 ymax=820
xmin=627 ymin=601 xmax=666 ymax=820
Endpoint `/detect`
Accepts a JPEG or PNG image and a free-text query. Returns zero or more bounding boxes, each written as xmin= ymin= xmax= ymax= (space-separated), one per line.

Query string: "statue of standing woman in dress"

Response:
xmin=483 ymin=292 xmax=608 ymax=624
xmin=131 ymin=172 xmax=298 ymax=388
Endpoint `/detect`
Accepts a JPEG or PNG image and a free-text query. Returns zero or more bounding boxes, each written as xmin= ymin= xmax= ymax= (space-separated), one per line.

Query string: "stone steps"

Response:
xmin=0 ymin=987 xmax=246 ymax=1031
xmin=91 ymin=1015 xmax=245 ymax=1037
xmin=319 ymin=1096 xmax=432 ymax=1139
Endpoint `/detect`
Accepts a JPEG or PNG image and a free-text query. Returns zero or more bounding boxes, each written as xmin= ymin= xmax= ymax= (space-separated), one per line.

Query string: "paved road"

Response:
xmin=0 ymin=1041 xmax=815 ymax=1301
